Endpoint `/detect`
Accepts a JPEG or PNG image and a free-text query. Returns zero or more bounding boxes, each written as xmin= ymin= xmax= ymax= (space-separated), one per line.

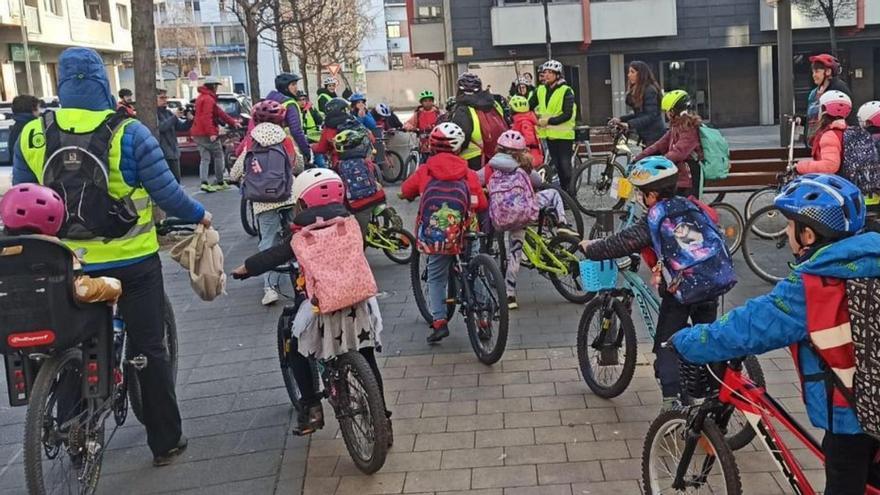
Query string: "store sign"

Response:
xmin=10 ymin=45 xmax=40 ymax=62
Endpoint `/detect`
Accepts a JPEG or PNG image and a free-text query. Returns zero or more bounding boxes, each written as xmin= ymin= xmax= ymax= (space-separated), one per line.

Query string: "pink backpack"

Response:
xmin=488 ymin=168 xmax=539 ymax=231
xmin=291 ymin=216 xmax=377 ymax=314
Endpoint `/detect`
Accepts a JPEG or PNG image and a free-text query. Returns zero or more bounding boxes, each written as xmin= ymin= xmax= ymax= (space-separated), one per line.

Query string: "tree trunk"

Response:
xmin=131 ymin=0 xmax=158 ymax=133
xmin=299 ymin=55 xmax=309 ymax=94
xmin=828 ymin=21 xmax=837 ymax=57
xmin=246 ymin=17 xmax=261 ymax=102
xmin=272 ymin=2 xmax=291 ymax=72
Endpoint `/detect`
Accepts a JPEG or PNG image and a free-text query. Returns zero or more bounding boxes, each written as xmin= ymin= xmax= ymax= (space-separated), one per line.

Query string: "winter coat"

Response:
xmin=404 ymin=107 xmax=441 ymax=133
xmin=620 ymin=86 xmax=665 ymax=145
xmin=635 ymin=123 xmax=702 ymax=190
xmin=451 ymin=90 xmax=503 ymax=153
xmin=672 ymin=232 xmax=880 ymax=434
xmin=311 ymin=112 xmax=361 ymax=165
xmin=511 ymin=112 xmax=544 ymax=167
xmin=807 ymin=78 xmax=855 ymax=131
xmin=477 ymin=152 xmax=542 ymax=189
xmin=797 ymin=119 xmax=846 ymax=175
xmin=230 ymin=122 xmax=301 ymax=214
xmin=353 ymin=110 xmax=378 ymax=132
xmin=264 ymin=89 xmax=312 ymax=161
xmin=157 ymin=106 xmax=192 ymax=160
xmin=8 ymin=112 xmax=36 ymax=157
xmin=400 ymin=152 xmax=488 ymax=213
xmin=191 ymin=86 xmax=237 ymax=137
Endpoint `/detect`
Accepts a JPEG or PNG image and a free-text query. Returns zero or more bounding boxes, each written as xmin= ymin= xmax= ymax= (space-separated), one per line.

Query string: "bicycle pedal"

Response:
xmin=127 ymin=355 xmax=148 ymax=370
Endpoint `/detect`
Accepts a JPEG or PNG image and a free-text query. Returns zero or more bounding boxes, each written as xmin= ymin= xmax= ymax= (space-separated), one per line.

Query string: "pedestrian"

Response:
xmin=316 ymin=76 xmax=338 ymax=115
xmin=7 ymin=94 xmax=39 ymax=154
xmin=191 ymin=76 xmax=240 ymax=192
xmin=531 ymin=60 xmax=577 ymax=191
xmin=297 ymin=90 xmax=326 ymax=168
xmin=806 ymin=54 xmax=854 ymax=145
xmin=156 ymin=88 xmax=193 ymax=183
xmin=117 ymin=88 xmax=136 ymax=118
xmin=612 ymin=61 xmax=665 ymax=146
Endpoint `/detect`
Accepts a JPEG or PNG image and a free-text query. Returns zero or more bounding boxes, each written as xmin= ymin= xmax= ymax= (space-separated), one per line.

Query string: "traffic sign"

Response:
xmin=326 ymin=63 xmax=341 ymax=76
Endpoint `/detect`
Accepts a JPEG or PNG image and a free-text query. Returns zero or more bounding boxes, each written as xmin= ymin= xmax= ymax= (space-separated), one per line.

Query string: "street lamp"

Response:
xmin=541 ymin=0 xmax=551 ymax=60
xmin=770 ymin=0 xmax=794 ymax=146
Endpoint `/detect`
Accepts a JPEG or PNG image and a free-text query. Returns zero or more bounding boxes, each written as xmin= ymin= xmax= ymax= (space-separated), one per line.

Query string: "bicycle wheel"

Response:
xmin=570 ymin=158 xmax=626 ymax=216
xmin=410 ymin=250 xmax=456 ymax=325
xmin=712 ymin=202 xmax=745 ymax=255
xmin=403 ymin=154 xmax=419 ymax=180
xmin=547 ymin=233 xmax=593 ymax=304
xmin=741 ymin=205 xmax=791 ymax=284
xmin=276 ymin=307 xmax=321 ymax=412
xmin=556 ymin=188 xmax=586 ymax=238
xmin=334 ymin=351 xmax=390 ymax=474
xmin=724 ymin=356 xmax=765 ymax=451
xmin=24 ymin=348 xmax=104 ymax=495
xmin=464 ymin=254 xmax=509 ymax=365
xmin=128 ymin=294 xmax=178 ymax=425
xmin=745 ymin=186 xmax=780 ymax=225
xmin=576 ymin=296 xmax=637 ymax=398
xmin=240 ymin=196 xmax=258 ymax=237
xmin=381 ymin=227 xmax=416 ymax=265
xmin=382 ymin=150 xmax=404 ymax=184
xmin=642 ymin=409 xmax=742 ymax=494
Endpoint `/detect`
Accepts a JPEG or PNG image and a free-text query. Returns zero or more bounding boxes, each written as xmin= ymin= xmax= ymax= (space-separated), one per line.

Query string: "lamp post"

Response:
xmin=17 ymin=0 xmax=34 ymax=95
xmin=772 ymin=0 xmax=794 ymax=146
xmin=542 ymin=0 xmax=551 ymax=60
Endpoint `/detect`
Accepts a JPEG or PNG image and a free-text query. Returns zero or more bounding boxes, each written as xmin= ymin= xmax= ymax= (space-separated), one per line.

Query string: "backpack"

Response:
xmin=291 ymin=215 xmax=377 ymax=314
xmin=488 ymin=168 xmax=538 ymax=231
xmin=338 ymin=157 xmax=380 ymax=201
xmin=840 ymin=127 xmax=880 ymax=195
xmin=844 ymin=277 xmax=880 ymax=438
xmin=41 ymin=111 xmax=139 ymax=240
xmin=698 ymin=125 xmax=730 ymax=180
xmin=242 ymin=142 xmax=293 ymax=202
xmin=474 ymin=108 xmax=508 ymax=162
xmin=647 ymin=197 xmax=736 ymax=305
xmin=416 ymin=178 xmax=471 ymax=255
xmin=170 ymin=225 xmax=226 ymax=301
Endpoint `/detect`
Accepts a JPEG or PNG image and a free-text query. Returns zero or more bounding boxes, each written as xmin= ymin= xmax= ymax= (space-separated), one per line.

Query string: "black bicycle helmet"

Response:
xmin=274 ymin=73 xmax=302 ymax=96
xmin=296 ymin=90 xmax=308 ymax=99
xmin=325 ymin=97 xmax=350 ymax=114
xmin=457 ymin=72 xmax=482 ymax=93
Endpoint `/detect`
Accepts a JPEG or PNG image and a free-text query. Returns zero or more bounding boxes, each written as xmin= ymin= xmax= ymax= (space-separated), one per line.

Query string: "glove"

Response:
xmin=538 ymin=117 xmax=549 ymax=127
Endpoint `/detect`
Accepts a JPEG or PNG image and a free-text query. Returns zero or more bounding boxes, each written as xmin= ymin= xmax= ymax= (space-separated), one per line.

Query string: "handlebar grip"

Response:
xmin=232 ymin=272 xmax=249 ymax=280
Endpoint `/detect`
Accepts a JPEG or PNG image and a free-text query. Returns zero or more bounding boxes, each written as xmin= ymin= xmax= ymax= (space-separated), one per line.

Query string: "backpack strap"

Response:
xmin=42 ymin=111 xmax=130 ymax=167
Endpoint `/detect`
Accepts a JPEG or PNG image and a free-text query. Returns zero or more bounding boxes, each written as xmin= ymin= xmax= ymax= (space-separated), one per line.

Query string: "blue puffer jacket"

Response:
xmin=672 ymin=232 xmax=880 ymax=434
xmin=264 ymin=90 xmax=311 ymax=161
xmin=12 ymin=47 xmax=204 ymax=270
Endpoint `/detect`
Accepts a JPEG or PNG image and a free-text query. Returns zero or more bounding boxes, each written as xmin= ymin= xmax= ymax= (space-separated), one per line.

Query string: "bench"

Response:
xmin=703 ymin=147 xmax=811 ymax=195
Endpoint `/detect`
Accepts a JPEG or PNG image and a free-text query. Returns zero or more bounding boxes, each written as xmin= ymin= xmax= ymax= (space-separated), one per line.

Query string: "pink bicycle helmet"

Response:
xmin=819 ymin=90 xmax=852 ymax=119
xmin=0 ymin=183 xmax=65 ymax=235
xmin=252 ymin=99 xmax=287 ymax=125
xmin=857 ymin=101 xmax=880 ymax=129
xmin=292 ymin=169 xmax=345 ymax=208
xmin=497 ymin=130 xmax=527 ymax=151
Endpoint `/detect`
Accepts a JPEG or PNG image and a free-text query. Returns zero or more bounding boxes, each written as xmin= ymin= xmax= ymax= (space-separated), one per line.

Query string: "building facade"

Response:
xmin=410 ymin=0 xmax=880 ymax=128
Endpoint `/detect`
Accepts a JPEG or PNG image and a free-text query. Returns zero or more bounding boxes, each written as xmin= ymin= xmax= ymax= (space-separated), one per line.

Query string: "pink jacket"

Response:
xmin=797 ymin=119 xmax=846 ymax=175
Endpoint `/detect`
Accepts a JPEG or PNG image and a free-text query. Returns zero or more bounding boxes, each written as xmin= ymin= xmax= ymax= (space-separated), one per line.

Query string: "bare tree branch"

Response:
xmin=791 ymin=0 xmax=855 ymax=55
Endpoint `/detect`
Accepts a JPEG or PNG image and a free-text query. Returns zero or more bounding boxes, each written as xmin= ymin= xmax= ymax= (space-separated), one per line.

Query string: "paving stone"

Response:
xmin=528 ymin=369 xmax=580 ymax=384
xmin=503 ymin=444 xmax=567 ymax=465
xmin=384 ymin=377 xmax=430 ymax=392
xmin=414 ymin=431 xmax=475 ymax=451
xmin=453 ymin=386 xmax=504 ymax=401
xmin=504 ymin=485 xmax=572 ymax=495
xmin=428 ymin=374 xmax=481 ymax=389
xmin=421 ymin=400 xmax=478 ymax=418
xmin=570 ymin=480 xmax=642 ymax=495
xmin=398 ymin=388 xmax=452 ymax=404
xmin=471 ymin=465 xmax=537 ymax=489
xmin=405 ymin=364 xmax=456 ymax=378
xmin=392 ymin=417 xmax=449 ymax=434
xmin=536 ymin=461 xmax=604 ymax=484
xmin=504 ymin=411 xmax=561 ymax=428
xmin=502 ymin=359 xmax=550 ymax=372
xmin=560 ymin=408 xmax=619 ymax=426
xmin=503 ymin=383 xmax=557 ymax=398
xmin=479 ymin=372 xmax=530 ymax=387
xmin=533 ymin=425 xmax=595 ymax=445
xmin=566 ymin=439 xmax=630 ymax=462
xmin=477 ymin=398 xmax=532 ymax=415
xmin=475 ymin=428 xmax=535 ymax=448
xmin=530 ymin=396 xmax=586 ymax=412
xmin=440 ymin=447 xmax=505 ymax=469
xmin=600 ymin=458 xmax=642 ymax=481
xmin=593 ymin=421 xmax=651 ymax=441
xmin=446 ymin=414 xmax=505 ymax=432
xmin=335 ymin=472 xmax=407 ymax=495
xmin=404 ymin=468 xmax=472 ymax=493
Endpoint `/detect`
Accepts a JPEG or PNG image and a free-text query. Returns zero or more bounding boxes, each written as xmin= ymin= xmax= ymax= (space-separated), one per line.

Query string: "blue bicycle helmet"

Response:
xmin=774 ymin=173 xmax=865 ymax=239
xmin=349 ymin=92 xmax=367 ymax=103
xmin=627 ymin=156 xmax=679 ymax=189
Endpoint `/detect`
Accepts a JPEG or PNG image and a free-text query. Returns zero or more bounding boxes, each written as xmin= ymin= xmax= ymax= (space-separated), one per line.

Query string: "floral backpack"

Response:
xmin=488 ymin=168 xmax=538 ymax=231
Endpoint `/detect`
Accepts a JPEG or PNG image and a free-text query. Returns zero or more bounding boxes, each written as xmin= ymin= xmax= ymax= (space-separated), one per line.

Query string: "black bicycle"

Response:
xmin=569 ymin=123 xmax=632 ymax=216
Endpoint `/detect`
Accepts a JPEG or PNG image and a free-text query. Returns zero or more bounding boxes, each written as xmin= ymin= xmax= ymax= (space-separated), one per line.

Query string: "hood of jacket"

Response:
xmin=57 ymin=48 xmax=115 ymax=111
xmin=265 ymin=90 xmax=291 ymax=105
xmin=197 ymin=86 xmax=218 ymax=100
xmin=796 ymin=232 xmax=880 ymax=280
xmin=292 ymin=203 xmax=349 ymax=228
xmin=827 ymin=119 xmax=847 ymax=131
xmin=426 ymin=152 xmax=470 ymax=181
xmin=456 ymin=90 xmax=497 ymax=112
xmin=324 ymin=111 xmax=356 ymax=130
xmin=249 ymin=122 xmax=287 ymax=147
xmin=512 ymin=112 xmax=537 ymax=125
xmin=487 ymin=152 xmax=519 ymax=173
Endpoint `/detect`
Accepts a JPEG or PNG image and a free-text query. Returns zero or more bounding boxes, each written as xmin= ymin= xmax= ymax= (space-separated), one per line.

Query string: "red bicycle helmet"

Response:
xmin=809 ymin=53 xmax=840 ymax=74
xmin=252 ymin=100 xmax=287 ymax=125
xmin=429 ymin=123 xmax=466 ymax=154
xmin=0 ymin=183 xmax=65 ymax=235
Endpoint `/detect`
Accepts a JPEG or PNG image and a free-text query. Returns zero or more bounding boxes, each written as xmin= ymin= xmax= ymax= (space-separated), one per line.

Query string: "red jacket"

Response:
xmin=512 ymin=112 xmax=544 ymax=168
xmin=312 ymin=127 xmax=340 ymax=164
xmin=401 ymin=152 xmax=488 ymax=213
xmin=797 ymin=119 xmax=846 ymax=175
xmin=191 ymin=86 xmax=238 ymax=137
xmin=635 ymin=124 xmax=702 ymax=190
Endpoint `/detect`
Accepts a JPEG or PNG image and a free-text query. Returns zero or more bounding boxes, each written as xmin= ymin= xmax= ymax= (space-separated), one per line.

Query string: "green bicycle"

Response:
xmin=363 ymin=204 xmax=416 ymax=265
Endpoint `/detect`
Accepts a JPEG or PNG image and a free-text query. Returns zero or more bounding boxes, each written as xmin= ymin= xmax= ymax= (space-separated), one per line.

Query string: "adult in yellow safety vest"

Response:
xmin=530 ymin=59 xmax=577 ymax=191
xmin=265 ymin=73 xmax=313 ymax=163
xmin=316 ymin=76 xmax=339 ymax=116
xmin=296 ymin=91 xmax=324 ymax=143
xmin=449 ymin=72 xmax=510 ymax=171
xmin=13 ymin=47 xmax=211 ymax=467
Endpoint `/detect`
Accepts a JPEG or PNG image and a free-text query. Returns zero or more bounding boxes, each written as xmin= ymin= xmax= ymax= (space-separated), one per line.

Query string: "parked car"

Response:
xmin=178 ymin=92 xmax=251 ymax=171
xmin=0 ymin=119 xmax=14 ymax=198
xmin=165 ymin=98 xmax=188 ymax=112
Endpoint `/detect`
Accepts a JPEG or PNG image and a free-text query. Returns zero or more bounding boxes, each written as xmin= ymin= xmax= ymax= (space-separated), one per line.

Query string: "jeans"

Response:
xmin=823 ymin=431 xmax=880 ymax=494
xmin=193 ymin=136 xmax=225 ymax=184
xmin=537 ymin=189 xmax=567 ymax=225
xmin=546 ymin=139 xmax=574 ymax=192
xmin=89 ymin=255 xmax=182 ymax=456
xmin=654 ymin=295 xmax=718 ymax=398
xmin=426 ymin=244 xmax=487 ymax=322
xmin=504 ymin=230 xmax=525 ymax=297
xmin=166 ymin=157 xmax=181 ymax=183
xmin=257 ymin=208 xmax=293 ymax=289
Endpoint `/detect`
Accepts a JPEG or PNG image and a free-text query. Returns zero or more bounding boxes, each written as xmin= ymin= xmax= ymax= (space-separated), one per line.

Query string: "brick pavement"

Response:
xmin=0 ymin=178 xmax=825 ymax=494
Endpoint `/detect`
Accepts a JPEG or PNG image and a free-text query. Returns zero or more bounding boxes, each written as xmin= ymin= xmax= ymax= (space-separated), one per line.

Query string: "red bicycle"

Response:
xmin=642 ymin=354 xmax=880 ymax=494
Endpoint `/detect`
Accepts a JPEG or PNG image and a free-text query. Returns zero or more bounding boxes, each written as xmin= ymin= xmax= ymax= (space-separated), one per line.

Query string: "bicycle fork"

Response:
xmin=672 ymin=409 xmax=718 ymax=490
xmin=592 ymin=293 xmax=630 ymax=366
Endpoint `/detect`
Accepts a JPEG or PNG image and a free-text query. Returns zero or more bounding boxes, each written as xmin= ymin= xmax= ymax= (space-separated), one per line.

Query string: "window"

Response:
xmin=43 ymin=0 xmax=61 ymax=15
xmin=201 ymin=26 xmax=213 ymax=45
xmin=116 ymin=4 xmax=128 ymax=29
xmin=660 ymin=59 xmax=711 ymax=120
xmin=416 ymin=5 xmax=441 ymax=19
xmin=83 ymin=0 xmax=110 ymax=21
xmin=386 ymin=21 xmax=401 ymax=38
xmin=214 ymin=26 xmax=244 ymax=45
xmin=390 ymin=54 xmax=404 ymax=70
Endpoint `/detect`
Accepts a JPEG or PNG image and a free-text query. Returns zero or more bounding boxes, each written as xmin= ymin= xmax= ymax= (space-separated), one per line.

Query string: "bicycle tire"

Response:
xmin=335 ymin=351 xmax=390 ymax=474
xmin=547 ymin=233 xmax=593 ymax=304
xmin=240 ymin=196 xmax=259 ymax=237
xmin=382 ymin=150 xmax=404 ymax=184
xmin=642 ymin=408 xmax=742 ymax=495
xmin=381 ymin=227 xmax=416 ymax=265
xmin=711 ymin=202 xmax=745 ymax=255
xmin=744 ymin=186 xmax=780 ymax=224
xmin=276 ymin=308 xmax=321 ymax=412
xmin=410 ymin=251 xmax=455 ymax=325
xmin=570 ymin=158 xmax=626 ymax=216
xmin=25 ymin=348 xmax=102 ymax=495
xmin=741 ymin=205 xmax=791 ymax=284
xmin=725 ymin=356 xmax=765 ymax=451
xmin=464 ymin=254 xmax=508 ymax=365
xmin=556 ymin=187 xmax=585 ymax=238
xmin=128 ymin=294 xmax=178 ymax=425
xmin=577 ymin=296 xmax=637 ymax=398
xmin=403 ymin=154 xmax=419 ymax=180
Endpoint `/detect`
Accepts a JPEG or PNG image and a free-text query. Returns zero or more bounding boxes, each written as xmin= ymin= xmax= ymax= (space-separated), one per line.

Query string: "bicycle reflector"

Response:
xmin=611 ymin=177 xmax=633 ymax=200
xmin=6 ymin=330 xmax=55 ymax=348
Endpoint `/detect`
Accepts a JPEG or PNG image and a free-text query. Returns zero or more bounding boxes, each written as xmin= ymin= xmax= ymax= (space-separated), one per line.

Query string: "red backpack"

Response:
xmin=474 ymin=108 xmax=509 ymax=163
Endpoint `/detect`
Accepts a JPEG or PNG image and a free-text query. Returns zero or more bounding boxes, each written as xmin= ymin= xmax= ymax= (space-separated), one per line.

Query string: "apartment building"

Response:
xmin=0 ymin=0 xmax=132 ymax=100
xmin=409 ymin=0 xmax=880 ymax=127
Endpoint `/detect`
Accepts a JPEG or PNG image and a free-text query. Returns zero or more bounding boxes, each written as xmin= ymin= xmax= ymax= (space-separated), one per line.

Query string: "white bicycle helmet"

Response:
xmin=541 ymin=59 xmax=563 ymax=74
xmin=858 ymin=101 xmax=880 ymax=129
xmin=628 ymin=156 xmax=679 ymax=189
xmin=323 ymin=76 xmax=338 ymax=87
xmin=291 ymin=168 xmax=345 ymax=208
xmin=374 ymin=103 xmax=391 ymax=118
xmin=429 ymin=122 xmax=466 ymax=153
xmin=819 ymin=90 xmax=852 ymax=119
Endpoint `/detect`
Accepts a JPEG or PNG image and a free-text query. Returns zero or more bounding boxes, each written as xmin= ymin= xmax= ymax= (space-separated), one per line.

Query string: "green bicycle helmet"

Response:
xmin=418 ymin=90 xmax=435 ymax=102
xmin=333 ymin=128 xmax=369 ymax=153
xmin=661 ymin=89 xmax=690 ymax=114
xmin=509 ymin=95 xmax=530 ymax=114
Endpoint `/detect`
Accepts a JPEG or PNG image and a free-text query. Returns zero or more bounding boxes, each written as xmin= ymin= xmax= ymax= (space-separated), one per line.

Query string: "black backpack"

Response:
xmin=41 ymin=112 xmax=139 ymax=240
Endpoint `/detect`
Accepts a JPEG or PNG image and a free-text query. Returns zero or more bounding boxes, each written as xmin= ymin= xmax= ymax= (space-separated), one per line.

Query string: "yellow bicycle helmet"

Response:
xmin=509 ymin=95 xmax=530 ymax=114
xmin=661 ymin=89 xmax=690 ymax=114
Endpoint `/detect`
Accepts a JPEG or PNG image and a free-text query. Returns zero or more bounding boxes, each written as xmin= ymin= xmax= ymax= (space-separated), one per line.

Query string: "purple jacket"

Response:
xmin=265 ymin=90 xmax=311 ymax=160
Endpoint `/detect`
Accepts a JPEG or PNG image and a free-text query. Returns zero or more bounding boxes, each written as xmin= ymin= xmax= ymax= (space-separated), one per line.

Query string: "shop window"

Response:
xmin=117 ymin=3 xmax=128 ymax=29
xmin=661 ymin=58 xmax=711 ymax=120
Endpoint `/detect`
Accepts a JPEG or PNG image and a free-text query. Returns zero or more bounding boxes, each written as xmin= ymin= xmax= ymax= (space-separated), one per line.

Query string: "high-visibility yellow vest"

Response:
xmin=301 ymin=108 xmax=321 ymax=143
xmin=460 ymin=102 xmax=506 ymax=161
xmin=316 ymin=93 xmax=332 ymax=117
xmin=535 ymin=84 xmax=576 ymax=140
xmin=19 ymin=108 xmax=158 ymax=265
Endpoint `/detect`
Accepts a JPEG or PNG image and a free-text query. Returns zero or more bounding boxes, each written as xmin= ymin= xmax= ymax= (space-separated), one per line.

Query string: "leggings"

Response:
xmin=289 ymin=337 xmax=384 ymax=403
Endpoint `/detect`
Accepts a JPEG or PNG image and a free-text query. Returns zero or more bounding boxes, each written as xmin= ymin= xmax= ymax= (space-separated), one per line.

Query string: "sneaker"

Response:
xmin=200 ymin=182 xmax=214 ymax=193
xmin=557 ymin=224 xmax=579 ymax=238
xmin=507 ymin=296 xmax=518 ymax=310
xmin=262 ymin=287 xmax=280 ymax=306
xmin=213 ymin=181 xmax=231 ymax=191
xmin=292 ymin=401 xmax=324 ymax=436
xmin=661 ymin=396 xmax=682 ymax=412
xmin=153 ymin=436 xmax=188 ymax=467
xmin=427 ymin=319 xmax=449 ymax=343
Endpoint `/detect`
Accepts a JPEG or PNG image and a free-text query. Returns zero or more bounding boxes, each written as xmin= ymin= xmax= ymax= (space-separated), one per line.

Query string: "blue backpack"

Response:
xmin=416 ymin=178 xmax=471 ymax=255
xmin=338 ymin=157 xmax=379 ymax=201
xmin=841 ymin=127 xmax=880 ymax=196
xmin=647 ymin=197 xmax=736 ymax=305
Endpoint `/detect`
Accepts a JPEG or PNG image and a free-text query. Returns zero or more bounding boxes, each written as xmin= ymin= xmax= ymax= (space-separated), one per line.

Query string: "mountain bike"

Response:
xmin=363 ymin=204 xmax=415 ymax=265
xmin=569 ymin=123 xmax=633 ymax=216
xmin=387 ymin=129 xmax=427 ymax=180
xmin=374 ymin=135 xmax=404 ymax=184
xmin=410 ymin=232 xmax=509 ymax=365
xmin=642 ymin=352 xmax=880 ymax=494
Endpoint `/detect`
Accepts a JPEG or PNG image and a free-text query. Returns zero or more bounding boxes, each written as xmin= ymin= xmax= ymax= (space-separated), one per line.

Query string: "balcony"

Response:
xmin=70 ymin=18 xmax=113 ymax=45
xmin=410 ymin=20 xmax=445 ymax=55
xmin=24 ymin=5 xmax=39 ymax=33
xmin=490 ymin=0 xmax=677 ymax=46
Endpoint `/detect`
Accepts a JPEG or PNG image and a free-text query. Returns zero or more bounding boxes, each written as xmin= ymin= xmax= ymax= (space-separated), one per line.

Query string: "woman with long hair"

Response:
xmin=613 ymin=61 xmax=665 ymax=146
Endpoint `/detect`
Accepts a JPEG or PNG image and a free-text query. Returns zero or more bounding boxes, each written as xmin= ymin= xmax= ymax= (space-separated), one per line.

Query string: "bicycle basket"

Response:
xmin=579 ymin=259 xmax=618 ymax=292
xmin=679 ymin=361 xmax=726 ymax=399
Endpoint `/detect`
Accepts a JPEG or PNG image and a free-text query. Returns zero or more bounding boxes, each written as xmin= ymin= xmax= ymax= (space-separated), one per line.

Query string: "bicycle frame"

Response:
xmin=365 ymin=222 xmax=401 ymax=251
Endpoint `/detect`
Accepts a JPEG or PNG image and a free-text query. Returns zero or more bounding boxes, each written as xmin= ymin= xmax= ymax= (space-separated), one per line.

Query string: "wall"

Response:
xmin=360 ymin=0 xmax=389 ymax=72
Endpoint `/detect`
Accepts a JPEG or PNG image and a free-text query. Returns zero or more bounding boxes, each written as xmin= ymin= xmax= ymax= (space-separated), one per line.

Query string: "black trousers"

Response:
xmin=90 ymin=255 xmax=182 ymax=456
xmin=546 ymin=139 xmax=574 ymax=191
xmin=654 ymin=294 xmax=718 ymax=397
xmin=466 ymin=156 xmax=482 ymax=172
xmin=823 ymin=431 xmax=880 ymax=494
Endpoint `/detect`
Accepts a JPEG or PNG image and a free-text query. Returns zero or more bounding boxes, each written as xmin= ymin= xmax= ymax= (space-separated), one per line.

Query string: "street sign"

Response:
xmin=188 ymin=70 xmax=198 ymax=82
xmin=327 ymin=63 xmax=341 ymax=76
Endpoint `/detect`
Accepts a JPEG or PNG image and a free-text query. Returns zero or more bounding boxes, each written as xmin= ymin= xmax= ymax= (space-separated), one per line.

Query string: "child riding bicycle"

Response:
xmin=671 ymin=174 xmax=880 ymax=494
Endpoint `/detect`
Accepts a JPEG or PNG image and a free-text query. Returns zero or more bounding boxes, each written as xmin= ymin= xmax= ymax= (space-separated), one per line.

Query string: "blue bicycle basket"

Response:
xmin=579 ymin=259 xmax=618 ymax=292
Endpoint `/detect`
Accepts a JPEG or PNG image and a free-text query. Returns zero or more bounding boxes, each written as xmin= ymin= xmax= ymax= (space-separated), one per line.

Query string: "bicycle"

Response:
xmin=641 ymin=353 xmax=880 ymax=494
xmin=363 ymin=204 xmax=416 ymax=265
xmin=569 ymin=123 xmax=634 ymax=216
xmin=374 ymin=134 xmax=405 ymax=184
xmin=410 ymin=231 xmax=509 ymax=365
xmin=240 ymin=196 xmax=259 ymax=237
xmin=393 ymin=129 xmax=429 ymax=180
